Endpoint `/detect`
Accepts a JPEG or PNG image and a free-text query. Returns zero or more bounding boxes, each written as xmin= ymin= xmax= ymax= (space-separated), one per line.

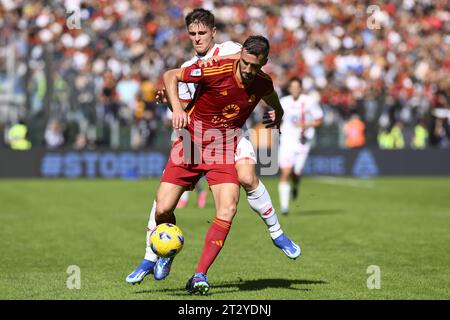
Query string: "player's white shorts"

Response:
xmin=235 ymin=135 xmax=257 ymax=164
xmin=278 ymin=141 xmax=311 ymax=175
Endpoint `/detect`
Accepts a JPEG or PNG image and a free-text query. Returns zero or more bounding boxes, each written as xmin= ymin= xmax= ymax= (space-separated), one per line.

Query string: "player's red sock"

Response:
xmin=196 ymin=217 xmax=232 ymax=274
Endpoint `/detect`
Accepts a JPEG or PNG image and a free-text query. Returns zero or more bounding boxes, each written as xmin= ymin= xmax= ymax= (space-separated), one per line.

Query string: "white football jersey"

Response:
xmin=279 ymin=94 xmax=323 ymax=144
xmin=167 ymin=41 xmax=241 ymax=118
xmin=178 ymin=41 xmax=242 ymax=101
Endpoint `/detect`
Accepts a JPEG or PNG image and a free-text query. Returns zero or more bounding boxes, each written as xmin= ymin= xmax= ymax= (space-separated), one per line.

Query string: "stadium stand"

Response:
xmin=0 ymin=0 xmax=448 ymax=150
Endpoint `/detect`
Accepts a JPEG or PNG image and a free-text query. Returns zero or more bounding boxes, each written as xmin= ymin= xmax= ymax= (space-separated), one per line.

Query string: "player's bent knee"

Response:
xmin=216 ymin=205 xmax=237 ymax=221
xmin=238 ymin=173 xmax=259 ymax=192
xmin=279 ymin=168 xmax=292 ymax=182
xmin=236 ymin=163 xmax=258 ymax=189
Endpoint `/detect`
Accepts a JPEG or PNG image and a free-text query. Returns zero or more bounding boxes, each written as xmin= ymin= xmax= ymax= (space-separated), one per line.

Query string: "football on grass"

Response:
xmin=150 ymin=223 xmax=184 ymax=258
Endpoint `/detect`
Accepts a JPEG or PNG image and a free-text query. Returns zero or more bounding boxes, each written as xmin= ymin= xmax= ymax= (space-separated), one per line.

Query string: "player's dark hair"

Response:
xmin=185 ymin=8 xmax=215 ymax=29
xmin=242 ymin=35 xmax=270 ymax=59
xmin=289 ymin=76 xmax=302 ymax=86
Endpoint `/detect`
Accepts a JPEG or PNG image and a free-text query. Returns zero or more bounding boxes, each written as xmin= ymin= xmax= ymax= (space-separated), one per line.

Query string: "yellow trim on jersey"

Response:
xmin=203 ymin=69 xmax=233 ymax=77
xmin=204 ymin=66 xmax=233 ymax=74
xmin=203 ymin=63 xmax=233 ymax=73
xmin=203 ymin=63 xmax=233 ymax=70
xmin=188 ymin=105 xmax=196 ymax=116
xmin=203 ymin=68 xmax=233 ymax=76
xmin=203 ymin=64 xmax=233 ymax=70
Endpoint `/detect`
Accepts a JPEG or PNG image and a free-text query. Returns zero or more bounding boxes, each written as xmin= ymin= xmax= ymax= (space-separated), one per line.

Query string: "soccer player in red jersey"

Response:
xmin=156 ymin=35 xmax=289 ymax=294
xmin=126 ymin=9 xmax=300 ymax=287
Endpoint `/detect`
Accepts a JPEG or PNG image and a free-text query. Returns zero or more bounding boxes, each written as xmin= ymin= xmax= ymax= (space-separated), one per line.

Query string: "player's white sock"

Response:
xmin=247 ymin=180 xmax=283 ymax=239
xmin=278 ymin=182 xmax=291 ymax=214
xmin=144 ymin=200 xmax=158 ymax=262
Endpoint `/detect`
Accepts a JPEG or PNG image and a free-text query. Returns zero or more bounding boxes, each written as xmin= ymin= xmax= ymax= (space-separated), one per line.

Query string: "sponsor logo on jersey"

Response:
xmin=222 ymin=104 xmax=240 ymax=119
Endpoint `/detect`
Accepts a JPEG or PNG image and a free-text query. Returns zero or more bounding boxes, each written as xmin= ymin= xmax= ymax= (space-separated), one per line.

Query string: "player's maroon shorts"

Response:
xmin=160 ymin=140 xmax=239 ymax=189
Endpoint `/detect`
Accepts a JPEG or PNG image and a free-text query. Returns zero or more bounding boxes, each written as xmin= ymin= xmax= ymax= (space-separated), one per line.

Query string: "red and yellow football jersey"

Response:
xmin=179 ymin=58 xmax=274 ymax=158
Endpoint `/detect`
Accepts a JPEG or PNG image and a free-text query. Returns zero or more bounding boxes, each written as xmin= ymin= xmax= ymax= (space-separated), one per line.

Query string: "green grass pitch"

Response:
xmin=1 ymin=177 xmax=449 ymax=299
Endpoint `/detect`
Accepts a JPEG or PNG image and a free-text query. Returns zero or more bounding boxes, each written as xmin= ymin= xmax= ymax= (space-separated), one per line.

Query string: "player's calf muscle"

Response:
xmin=211 ymin=184 xmax=239 ymax=221
xmin=155 ymin=194 xmax=175 ymax=215
xmin=154 ymin=184 xmax=183 ymax=224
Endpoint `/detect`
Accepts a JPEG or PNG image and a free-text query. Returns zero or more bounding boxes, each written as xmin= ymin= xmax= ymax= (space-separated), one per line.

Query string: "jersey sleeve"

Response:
xmin=180 ymin=63 xmax=205 ymax=84
xmin=262 ymin=81 xmax=275 ymax=97
xmin=260 ymin=77 xmax=275 ymax=97
xmin=178 ymin=58 xmax=199 ymax=101
xmin=180 ymin=60 xmax=230 ymax=86
xmin=255 ymin=71 xmax=275 ymax=97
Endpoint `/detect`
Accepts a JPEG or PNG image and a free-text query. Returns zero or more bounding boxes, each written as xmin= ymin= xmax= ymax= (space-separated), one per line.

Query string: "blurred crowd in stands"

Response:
xmin=0 ymin=0 xmax=449 ymax=151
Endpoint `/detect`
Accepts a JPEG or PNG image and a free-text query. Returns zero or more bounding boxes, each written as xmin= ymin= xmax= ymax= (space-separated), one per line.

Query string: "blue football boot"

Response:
xmin=153 ymin=257 xmax=174 ymax=280
xmin=273 ymin=233 xmax=301 ymax=259
xmin=126 ymin=259 xmax=156 ymax=284
xmin=185 ymin=273 xmax=210 ymax=295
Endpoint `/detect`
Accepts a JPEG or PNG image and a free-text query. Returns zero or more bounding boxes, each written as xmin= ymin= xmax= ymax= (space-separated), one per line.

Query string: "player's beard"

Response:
xmin=241 ymin=71 xmax=254 ymax=84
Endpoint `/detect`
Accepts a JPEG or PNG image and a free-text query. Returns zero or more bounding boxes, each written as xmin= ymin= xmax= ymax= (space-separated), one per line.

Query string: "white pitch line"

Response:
xmin=313 ymin=176 xmax=375 ymax=188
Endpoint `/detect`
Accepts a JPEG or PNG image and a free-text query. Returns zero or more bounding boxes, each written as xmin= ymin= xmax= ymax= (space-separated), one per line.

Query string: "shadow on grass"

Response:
xmin=134 ymin=278 xmax=327 ymax=297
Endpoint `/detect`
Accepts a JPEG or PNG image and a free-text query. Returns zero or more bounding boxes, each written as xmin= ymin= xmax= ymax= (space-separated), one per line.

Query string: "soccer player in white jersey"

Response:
xmin=126 ymin=8 xmax=300 ymax=285
xmin=278 ymin=77 xmax=324 ymax=215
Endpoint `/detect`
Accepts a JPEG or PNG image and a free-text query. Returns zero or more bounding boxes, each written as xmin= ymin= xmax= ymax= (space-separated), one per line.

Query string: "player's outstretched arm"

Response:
xmin=163 ymin=69 xmax=190 ymax=128
xmin=262 ymin=91 xmax=284 ymax=129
